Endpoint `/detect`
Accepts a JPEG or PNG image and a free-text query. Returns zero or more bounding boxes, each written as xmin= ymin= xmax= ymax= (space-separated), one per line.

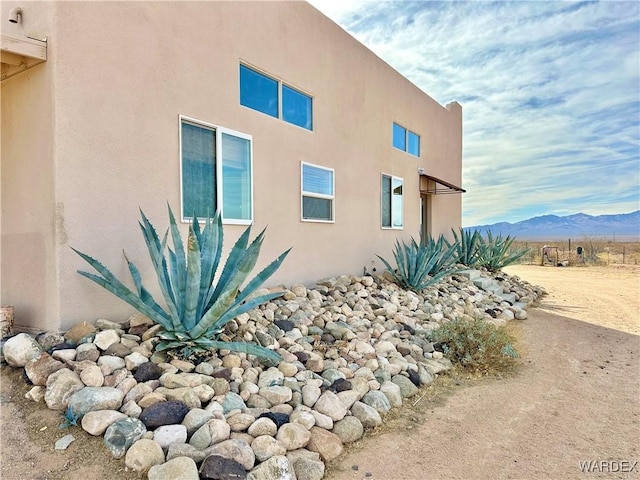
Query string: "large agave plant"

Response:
xmin=446 ymin=228 xmax=487 ymax=267
xmin=476 ymin=230 xmax=529 ymax=272
xmin=72 ymin=206 xmax=290 ymax=362
xmin=377 ymin=235 xmax=459 ymax=292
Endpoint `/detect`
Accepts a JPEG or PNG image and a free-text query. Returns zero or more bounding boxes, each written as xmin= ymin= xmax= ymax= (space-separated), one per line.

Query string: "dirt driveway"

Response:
xmin=327 ymin=265 xmax=639 ymax=480
xmin=1 ymin=265 xmax=639 ymax=480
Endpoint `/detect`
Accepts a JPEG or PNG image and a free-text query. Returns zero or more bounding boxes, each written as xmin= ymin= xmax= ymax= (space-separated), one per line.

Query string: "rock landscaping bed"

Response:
xmin=0 ymin=270 xmax=543 ymax=480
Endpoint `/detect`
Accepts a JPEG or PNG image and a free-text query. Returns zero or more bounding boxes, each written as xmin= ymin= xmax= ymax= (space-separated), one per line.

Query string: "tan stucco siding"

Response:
xmin=2 ymin=1 xmax=463 ymax=331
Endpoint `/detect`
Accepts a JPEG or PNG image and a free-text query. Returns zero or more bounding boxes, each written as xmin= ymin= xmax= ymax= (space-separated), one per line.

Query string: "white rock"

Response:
xmin=313 ymin=391 xmax=347 ymax=421
xmin=2 ymin=333 xmax=42 ymax=367
xmin=80 ymin=365 xmax=104 ymax=387
xmin=51 ymin=349 xmax=77 ymax=362
xmin=125 ymin=438 xmax=165 ymax=473
xmin=94 ymin=330 xmax=121 ymax=350
xmin=153 ymin=424 xmax=187 ymax=449
xmin=125 ymin=351 xmax=149 ymax=370
xmin=148 ymin=456 xmax=199 ymax=480
xmin=251 ymin=435 xmax=287 ymax=462
xmin=276 ymin=423 xmax=311 ymax=450
xmin=82 ymin=410 xmax=127 ymax=435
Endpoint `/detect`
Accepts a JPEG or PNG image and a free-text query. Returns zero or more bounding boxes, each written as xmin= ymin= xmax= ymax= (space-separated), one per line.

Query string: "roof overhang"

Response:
xmin=419 ymin=173 xmax=466 ymax=195
xmin=1 ymin=34 xmax=47 ymax=81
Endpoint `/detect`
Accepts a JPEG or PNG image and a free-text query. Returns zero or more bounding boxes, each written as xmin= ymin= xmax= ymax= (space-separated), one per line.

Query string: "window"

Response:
xmin=381 ymin=174 xmax=403 ymax=229
xmin=180 ymin=116 xmax=252 ymax=224
xmin=392 ymin=122 xmax=420 ymax=157
xmin=240 ymin=64 xmax=313 ymax=130
xmin=301 ymin=162 xmax=334 ymax=222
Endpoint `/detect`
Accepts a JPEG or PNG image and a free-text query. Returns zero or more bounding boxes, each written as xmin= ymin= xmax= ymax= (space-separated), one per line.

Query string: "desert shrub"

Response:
xmin=73 ymin=206 xmax=290 ymax=362
xmin=431 ymin=317 xmax=519 ymax=374
xmin=377 ymin=234 xmax=459 ymax=292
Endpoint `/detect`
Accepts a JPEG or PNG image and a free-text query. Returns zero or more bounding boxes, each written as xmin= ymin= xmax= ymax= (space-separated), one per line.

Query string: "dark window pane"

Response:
xmin=181 ymin=122 xmax=215 ymax=219
xmin=408 ymin=131 xmax=420 ymax=156
xmin=240 ymin=65 xmax=278 ymax=118
xmin=303 ymin=196 xmax=332 ymax=221
xmin=393 ymin=123 xmax=406 ymax=151
xmin=283 ymin=84 xmax=313 ymax=130
xmin=381 ymin=175 xmax=391 ymax=227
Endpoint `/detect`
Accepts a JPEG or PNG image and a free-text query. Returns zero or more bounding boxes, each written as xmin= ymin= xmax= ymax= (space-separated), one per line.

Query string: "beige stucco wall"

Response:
xmin=1 ymin=1 xmax=58 ymax=331
xmin=2 ymin=1 xmax=463 ymax=332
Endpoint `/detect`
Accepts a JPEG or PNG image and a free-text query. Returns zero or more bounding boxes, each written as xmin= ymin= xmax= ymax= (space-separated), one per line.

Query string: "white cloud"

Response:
xmin=309 ymin=0 xmax=640 ymax=226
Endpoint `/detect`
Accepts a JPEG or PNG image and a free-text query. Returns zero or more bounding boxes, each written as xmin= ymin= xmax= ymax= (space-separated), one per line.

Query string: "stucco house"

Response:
xmin=1 ymin=1 xmax=464 ymax=334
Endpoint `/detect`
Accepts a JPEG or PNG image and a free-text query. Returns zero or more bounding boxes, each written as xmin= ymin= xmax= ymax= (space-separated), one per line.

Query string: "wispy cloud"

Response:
xmin=309 ymin=0 xmax=640 ymax=226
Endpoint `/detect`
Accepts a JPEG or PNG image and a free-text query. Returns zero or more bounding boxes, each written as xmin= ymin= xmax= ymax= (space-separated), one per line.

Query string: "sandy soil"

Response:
xmin=1 ymin=265 xmax=639 ymax=480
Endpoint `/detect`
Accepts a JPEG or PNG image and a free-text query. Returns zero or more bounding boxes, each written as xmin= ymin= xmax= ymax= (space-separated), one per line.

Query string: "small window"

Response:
xmin=381 ymin=174 xmax=403 ymax=229
xmin=393 ymin=123 xmax=406 ymax=151
xmin=180 ymin=116 xmax=253 ymax=224
xmin=407 ymin=131 xmax=420 ymax=156
xmin=240 ymin=64 xmax=313 ymax=131
xmin=392 ymin=122 xmax=420 ymax=157
xmin=282 ymin=84 xmax=313 ymax=130
xmin=240 ymin=65 xmax=278 ymax=118
xmin=301 ymin=162 xmax=334 ymax=222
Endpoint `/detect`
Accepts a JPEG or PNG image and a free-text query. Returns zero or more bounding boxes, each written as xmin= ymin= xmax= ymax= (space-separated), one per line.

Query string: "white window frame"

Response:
xmin=301 ymin=161 xmax=335 ymax=223
xmin=381 ymin=173 xmax=404 ymax=230
xmin=179 ymin=115 xmax=254 ymax=225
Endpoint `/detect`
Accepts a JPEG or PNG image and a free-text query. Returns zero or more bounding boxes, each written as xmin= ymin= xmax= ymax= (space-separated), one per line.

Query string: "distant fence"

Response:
xmin=510 ymin=238 xmax=640 ymax=266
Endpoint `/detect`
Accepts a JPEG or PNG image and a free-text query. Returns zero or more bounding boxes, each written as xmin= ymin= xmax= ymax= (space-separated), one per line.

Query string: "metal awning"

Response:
xmin=419 ymin=173 xmax=466 ymax=195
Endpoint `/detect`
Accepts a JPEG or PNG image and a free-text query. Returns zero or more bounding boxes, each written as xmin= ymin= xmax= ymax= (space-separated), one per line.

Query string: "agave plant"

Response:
xmin=377 ymin=234 xmax=459 ymax=292
xmin=72 ymin=206 xmax=290 ymax=362
xmin=446 ymin=228 xmax=487 ymax=267
xmin=476 ymin=230 xmax=529 ymax=272
xmin=59 ymin=406 xmax=81 ymax=429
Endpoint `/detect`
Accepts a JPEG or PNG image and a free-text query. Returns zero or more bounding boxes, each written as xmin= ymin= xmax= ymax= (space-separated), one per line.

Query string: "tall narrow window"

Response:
xmin=240 ymin=64 xmax=313 ymax=131
xmin=381 ymin=174 xmax=403 ymax=229
xmin=180 ymin=117 xmax=253 ymax=224
xmin=301 ymin=162 xmax=334 ymax=222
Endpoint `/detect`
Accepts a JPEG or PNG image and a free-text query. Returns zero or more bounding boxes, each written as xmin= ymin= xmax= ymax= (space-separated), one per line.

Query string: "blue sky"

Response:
xmin=308 ymin=0 xmax=640 ymax=227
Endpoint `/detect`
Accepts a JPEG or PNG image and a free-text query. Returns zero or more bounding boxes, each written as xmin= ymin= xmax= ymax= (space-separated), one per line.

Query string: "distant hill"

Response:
xmin=465 ymin=211 xmax=640 ymax=241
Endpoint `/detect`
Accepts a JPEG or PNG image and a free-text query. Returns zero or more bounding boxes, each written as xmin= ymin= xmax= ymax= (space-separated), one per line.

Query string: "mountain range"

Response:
xmin=465 ymin=210 xmax=640 ymax=241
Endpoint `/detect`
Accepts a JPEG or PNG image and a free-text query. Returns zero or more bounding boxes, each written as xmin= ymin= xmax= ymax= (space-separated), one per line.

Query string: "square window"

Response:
xmin=282 ymin=84 xmax=313 ymax=130
xmin=407 ymin=131 xmax=420 ymax=157
xmin=393 ymin=122 xmax=406 ymax=151
xmin=240 ymin=64 xmax=279 ymax=118
xmin=302 ymin=162 xmax=334 ymax=222
xmin=381 ymin=174 xmax=403 ymax=229
xmin=181 ymin=117 xmax=253 ymax=224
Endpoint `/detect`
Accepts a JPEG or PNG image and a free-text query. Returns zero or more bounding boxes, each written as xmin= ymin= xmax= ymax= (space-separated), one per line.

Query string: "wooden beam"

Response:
xmin=1 ymin=34 xmax=47 ymax=61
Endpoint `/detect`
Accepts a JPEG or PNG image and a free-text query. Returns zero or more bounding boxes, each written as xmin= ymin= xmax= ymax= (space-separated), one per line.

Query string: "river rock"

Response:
xmin=199 ymin=454 xmax=247 ymax=480
xmin=24 ymin=353 xmax=64 ymax=386
xmin=247 ymin=455 xmax=296 ymax=480
xmin=140 ymin=401 xmax=190 ymax=429
xmin=124 ymin=438 xmax=165 ymax=473
xmin=67 ymin=387 xmax=124 ymax=416
xmin=3 ymin=333 xmax=43 ymax=367
xmin=44 ymin=368 xmax=85 ymax=410
xmin=148 ymin=456 xmax=199 ymax=480
xmin=81 ymin=410 xmax=127 ymax=435
xmin=103 ymin=417 xmax=147 ymax=459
